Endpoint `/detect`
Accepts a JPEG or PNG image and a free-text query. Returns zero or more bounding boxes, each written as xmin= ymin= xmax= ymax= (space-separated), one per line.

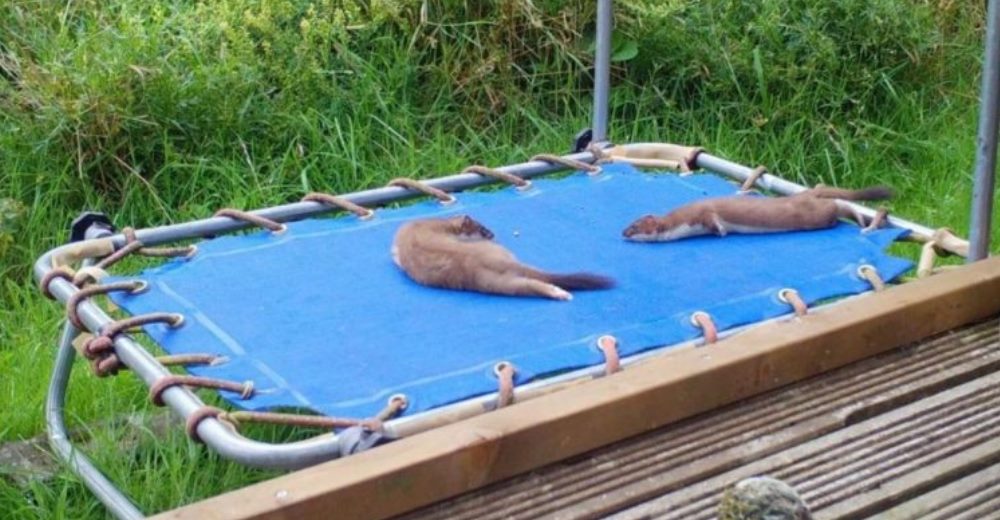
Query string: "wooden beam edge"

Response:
xmin=155 ymin=257 xmax=1000 ymax=520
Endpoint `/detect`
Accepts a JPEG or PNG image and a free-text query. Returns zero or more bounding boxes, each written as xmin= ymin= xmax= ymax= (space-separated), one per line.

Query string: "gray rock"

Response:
xmin=718 ymin=476 xmax=812 ymax=520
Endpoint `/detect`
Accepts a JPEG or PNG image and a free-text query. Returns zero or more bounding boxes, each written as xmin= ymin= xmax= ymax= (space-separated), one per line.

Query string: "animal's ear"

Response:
xmin=460 ymin=215 xmax=475 ymax=226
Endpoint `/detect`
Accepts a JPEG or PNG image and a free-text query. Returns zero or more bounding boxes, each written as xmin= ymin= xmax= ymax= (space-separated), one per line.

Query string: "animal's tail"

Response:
xmin=809 ymin=186 xmax=894 ymax=201
xmin=537 ymin=271 xmax=616 ymax=291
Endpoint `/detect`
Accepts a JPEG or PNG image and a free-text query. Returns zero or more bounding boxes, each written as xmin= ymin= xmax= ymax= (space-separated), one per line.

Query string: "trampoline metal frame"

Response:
xmin=32 ymin=1 xmax=998 ymax=518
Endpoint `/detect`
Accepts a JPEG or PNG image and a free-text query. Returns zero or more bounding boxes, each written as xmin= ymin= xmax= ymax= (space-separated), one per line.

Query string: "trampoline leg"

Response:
xmin=46 ymin=320 xmax=144 ymax=520
xmin=45 ymin=225 xmax=144 ymax=519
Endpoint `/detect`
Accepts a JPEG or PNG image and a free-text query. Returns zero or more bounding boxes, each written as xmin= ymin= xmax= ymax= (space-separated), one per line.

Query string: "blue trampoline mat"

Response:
xmin=109 ymin=163 xmax=912 ymax=420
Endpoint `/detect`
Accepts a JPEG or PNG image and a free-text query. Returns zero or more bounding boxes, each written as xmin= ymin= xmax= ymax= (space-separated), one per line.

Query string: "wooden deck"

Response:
xmin=402 ymin=318 xmax=1000 ymax=519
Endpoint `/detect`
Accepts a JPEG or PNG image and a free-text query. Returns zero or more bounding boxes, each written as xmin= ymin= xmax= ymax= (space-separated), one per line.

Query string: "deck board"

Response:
xmin=402 ymin=318 xmax=1000 ymax=520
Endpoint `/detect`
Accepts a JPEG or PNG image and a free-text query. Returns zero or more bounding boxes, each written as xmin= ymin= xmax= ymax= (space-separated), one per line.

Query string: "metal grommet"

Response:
xmin=169 ymin=313 xmax=186 ymax=328
xmin=857 ymin=264 xmax=886 ymax=292
xmin=778 ymin=288 xmax=808 ymax=317
xmin=388 ymin=393 xmax=409 ymax=410
xmin=492 ymin=361 xmax=516 ymax=409
xmin=586 ymin=166 xmax=603 ymax=177
xmin=690 ymin=311 xmax=719 ymax=344
xmin=493 ymin=361 xmax=513 ymax=378
xmin=183 ymin=245 xmax=199 ymax=259
xmin=515 ymin=179 xmax=533 ymax=192
xmin=690 ymin=311 xmax=709 ymax=327
xmin=273 ymin=223 xmax=289 ymax=234
xmin=240 ymin=380 xmax=255 ymax=400
xmin=129 ymin=280 xmax=150 ymax=294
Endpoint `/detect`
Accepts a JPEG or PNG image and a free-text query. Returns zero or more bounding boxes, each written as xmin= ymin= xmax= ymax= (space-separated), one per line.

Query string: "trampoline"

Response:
xmin=96 ymin=163 xmax=911 ymax=422
xmin=31 ymin=0 xmax=998 ymax=518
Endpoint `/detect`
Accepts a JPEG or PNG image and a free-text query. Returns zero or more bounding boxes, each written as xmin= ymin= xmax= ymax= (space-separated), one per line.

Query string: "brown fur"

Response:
xmin=393 ymin=215 xmax=615 ymax=300
xmin=623 ymin=185 xmax=893 ymax=241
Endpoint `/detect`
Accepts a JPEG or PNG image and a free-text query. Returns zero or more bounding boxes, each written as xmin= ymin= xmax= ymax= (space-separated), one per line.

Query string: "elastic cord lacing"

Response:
xmin=214 ymin=208 xmax=287 ymax=234
xmin=302 ymin=192 xmax=375 ymax=220
xmin=463 ymin=165 xmax=532 ymax=190
xmin=530 ymin=154 xmax=601 ymax=175
xmin=494 ymin=362 xmax=516 ymax=408
xmin=691 ymin=311 xmax=719 ymax=345
xmin=596 ymin=335 xmax=621 ymax=375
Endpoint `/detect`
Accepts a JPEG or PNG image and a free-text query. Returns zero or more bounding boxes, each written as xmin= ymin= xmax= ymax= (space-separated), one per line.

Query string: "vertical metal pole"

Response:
xmin=46 ymin=227 xmax=144 ymax=520
xmin=969 ymin=0 xmax=1000 ymax=261
xmin=592 ymin=0 xmax=613 ymax=143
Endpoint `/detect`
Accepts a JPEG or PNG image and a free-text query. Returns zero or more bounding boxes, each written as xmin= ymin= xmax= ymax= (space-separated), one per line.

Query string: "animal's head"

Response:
xmin=622 ymin=215 xmax=662 ymax=241
xmin=623 ymin=213 xmax=707 ymax=242
xmin=450 ymin=215 xmax=495 ymax=240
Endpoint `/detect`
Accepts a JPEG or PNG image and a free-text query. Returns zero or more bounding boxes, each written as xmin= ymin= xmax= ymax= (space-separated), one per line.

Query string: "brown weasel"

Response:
xmin=622 ymin=186 xmax=893 ymax=242
xmin=392 ymin=215 xmax=614 ymax=300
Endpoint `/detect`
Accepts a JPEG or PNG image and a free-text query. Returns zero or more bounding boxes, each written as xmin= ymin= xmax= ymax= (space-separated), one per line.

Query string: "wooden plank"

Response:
xmin=154 ymin=257 xmax=1000 ymax=520
xmin=878 ymin=462 xmax=1000 ymax=519
xmin=606 ymin=370 xmax=1000 ymax=519
xmin=399 ymin=320 xmax=1000 ymax=520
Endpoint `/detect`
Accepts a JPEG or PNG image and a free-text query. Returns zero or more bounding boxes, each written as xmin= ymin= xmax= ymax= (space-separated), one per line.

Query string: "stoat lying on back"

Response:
xmin=622 ymin=186 xmax=893 ymax=242
xmin=393 ymin=215 xmax=615 ymax=301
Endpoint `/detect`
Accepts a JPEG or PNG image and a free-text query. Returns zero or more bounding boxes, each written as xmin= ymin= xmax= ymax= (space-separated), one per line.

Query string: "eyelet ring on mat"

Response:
xmin=374 ymin=394 xmax=410 ymax=422
xmin=388 ymin=393 xmax=409 ymax=411
xmin=492 ymin=362 xmax=516 ymax=408
xmin=596 ymin=335 xmax=621 ymax=375
xmin=167 ymin=313 xmax=186 ymax=328
xmin=690 ymin=311 xmax=718 ymax=345
xmin=777 ymin=288 xmax=808 ymax=317
xmin=493 ymin=361 xmax=514 ymax=378
xmin=129 ymin=280 xmax=150 ymax=294
xmin=856 ymin=264 xmax=886 ymax=292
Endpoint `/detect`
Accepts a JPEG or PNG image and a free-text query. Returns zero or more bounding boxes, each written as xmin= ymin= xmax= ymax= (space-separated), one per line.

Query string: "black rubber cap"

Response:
xmin=70 ymin=211 xmax=114 ymax=242
xmin=572 ymin=128 xmax=593 ymax=153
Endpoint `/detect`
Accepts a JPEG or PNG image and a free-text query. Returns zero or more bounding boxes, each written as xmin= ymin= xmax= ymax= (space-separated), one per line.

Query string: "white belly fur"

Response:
xmin=717 ymin=219 xmax=791 ymax=234
xmin=657 ymin=223 xmax=709 ymax=241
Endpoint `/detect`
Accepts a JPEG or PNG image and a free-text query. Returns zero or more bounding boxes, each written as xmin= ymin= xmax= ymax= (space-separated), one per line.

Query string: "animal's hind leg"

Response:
xmin=478 ymin=273 xmax=572 ymax=301
xmin=835 ymin=202 xmax=867 ymax=228
xmin=837 ymin=202 xmax=888 ymax=233
xmin=518 ymin=278 xmax=573 ymax=301
xmin=862 ymin=206 xmax=889 ymax=233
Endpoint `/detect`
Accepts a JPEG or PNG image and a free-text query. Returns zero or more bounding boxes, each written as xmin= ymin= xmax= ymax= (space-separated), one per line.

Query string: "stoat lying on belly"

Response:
xmin=622 ymin=186 xmax=893 ymax=242
xmin=393 ymin=215 xmax=615 ymax=300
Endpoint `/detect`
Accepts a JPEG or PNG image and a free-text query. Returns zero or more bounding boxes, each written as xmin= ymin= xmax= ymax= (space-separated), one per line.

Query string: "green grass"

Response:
xmin=1 ymin=1 xmax=998 ymax=517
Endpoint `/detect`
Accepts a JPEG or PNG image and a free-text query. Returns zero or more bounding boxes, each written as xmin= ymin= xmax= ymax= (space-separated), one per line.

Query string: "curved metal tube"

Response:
xmin=33 ymin=145 xmax=943 ymax=474
xmin=48 ymin=308 xmax=145 ymax=519
xmin=39 ymin=154 xmax=599 ymax=252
